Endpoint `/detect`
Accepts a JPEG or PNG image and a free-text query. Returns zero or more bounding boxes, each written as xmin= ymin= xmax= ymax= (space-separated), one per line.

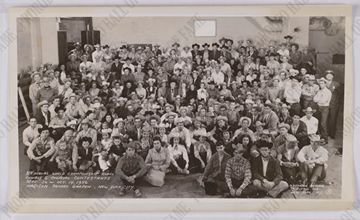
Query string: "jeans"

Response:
xmin=318 ymin=106 xmax=329 ymax=140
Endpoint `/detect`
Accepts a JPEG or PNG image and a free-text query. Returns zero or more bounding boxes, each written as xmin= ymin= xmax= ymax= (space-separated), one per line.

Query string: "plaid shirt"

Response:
xmin=225 ymin=156 xmax=251 ymax=190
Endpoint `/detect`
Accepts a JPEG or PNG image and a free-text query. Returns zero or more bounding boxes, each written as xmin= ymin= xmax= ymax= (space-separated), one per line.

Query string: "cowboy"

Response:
xmin=252 ymin=140 xmax=289 ymax=198
xmin=225 ymin=145 xmax=259 ymax=198
xmin=297 ymin=134 xmax=328 ymax=188
xmin=313 ymin=78 xmax=332 ymax=142
xmin=325 ymin=71 xmax=341 ymax=139
xmin=301 ymin=107 xmax=318 ymax=136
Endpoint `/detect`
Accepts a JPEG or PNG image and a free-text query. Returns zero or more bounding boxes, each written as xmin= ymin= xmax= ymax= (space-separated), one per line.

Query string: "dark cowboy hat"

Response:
xmin=284 ymin=35 xmax=293 ymax=39
xmin=79 ymin=136 xmax=93 ymax=145
xmin=221 ymin=45 xmax=228 ymax=49
xmin=54 ymin=105 xmax=66 ymax=113
xmin=212 ymin=42 xmax=220 ymax=47
xmin=192 ymin=43 xmax=200 ymax=48
xmin=102 ymin=44 xmax=110 ymax=49
xmin=144 ymin=111 xmax=155 ymax=116
xmin=290 ymin=43 xmax=299 ymax=50
xmin=226 ymin=38 xmax=234 ymax=44
xmin=202 ymin=43 xmax=210 ymax=47
xmin=124 ymin=57 xmax=132 ymax=61
xmin=269 ymin=52 xmax=278 ymax=57
xmin=255 ymin=139 xmax=273 ymax=149
xmin=172 ymin=42 xmax=180 ymax=47
xmin=64 ymin=126 xmax=74 ymax=133
xmin=120 ymin=45 xmax=127 ymax=49
xmin=123 ymin=67 xmax=132 ymax=72
xmin=38 ymin=126 xmax=52 ymax=133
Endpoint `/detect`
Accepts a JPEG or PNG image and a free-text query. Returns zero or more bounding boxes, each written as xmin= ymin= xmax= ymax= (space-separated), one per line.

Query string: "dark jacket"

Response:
xmin=110 ymin=62 xmax=123 ymax=80
xmin=209 ymin=50 xmax=221 ymax=61
xmin=36 ymin=111 xmax=51 ymax=127
xmin=251 ymin=156 xmax=283 ymax=185
xmin=203 ymin=152 xmax=232 ymax=181
xmin=289 ymin=121 xmax=309 ymax=148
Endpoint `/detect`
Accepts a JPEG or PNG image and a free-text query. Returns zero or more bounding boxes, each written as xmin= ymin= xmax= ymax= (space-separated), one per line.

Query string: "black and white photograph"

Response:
xmin=7 ymin=5 xmax=355 ymax=212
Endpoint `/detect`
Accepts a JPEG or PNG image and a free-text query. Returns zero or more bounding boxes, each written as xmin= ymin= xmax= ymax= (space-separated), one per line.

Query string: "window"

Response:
xmin=194 ymin=20 xmax=216 ymax=37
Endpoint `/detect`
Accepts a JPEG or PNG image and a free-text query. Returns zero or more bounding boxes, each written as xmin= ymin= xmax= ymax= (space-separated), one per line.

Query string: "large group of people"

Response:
xmin=21 ymin=35 xmax=341 ymax=198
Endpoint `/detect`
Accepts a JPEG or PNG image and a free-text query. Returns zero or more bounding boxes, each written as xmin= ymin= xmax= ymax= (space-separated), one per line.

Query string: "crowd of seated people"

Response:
xmin=22 ymin=35 xmax=341 ymax=197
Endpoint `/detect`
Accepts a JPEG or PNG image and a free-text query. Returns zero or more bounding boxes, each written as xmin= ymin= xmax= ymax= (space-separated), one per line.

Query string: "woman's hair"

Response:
xmin=236 ymin=134 xmax=253 ymax=147
xmin=152 ymin=136 xmax=163 ymax=146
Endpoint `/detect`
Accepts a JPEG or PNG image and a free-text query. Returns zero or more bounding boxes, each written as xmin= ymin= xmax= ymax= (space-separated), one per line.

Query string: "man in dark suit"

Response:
xmin=110 ymin=55 xmax=123 ymax=80
xmin=209 ymin=43 xmax=221 ymax=61
xmin=325 ymin=71 xmax=341 ymax=139
xmin=166 ymin=80 xmax=179 ymax=104
xmin=36 ymin=100 xmax=51 ymax=127
xmin=191 ymin=43 xmax=203 ymax=60
xmin=289 ymin=114 xmax=309 ymax=148
xmin=251 ymin=140 xmax=289 ymax=198
xmin=220 ymin=45 xmax=232 ymax=62
xmin=202 ymin=142 xmax=232 ymax=195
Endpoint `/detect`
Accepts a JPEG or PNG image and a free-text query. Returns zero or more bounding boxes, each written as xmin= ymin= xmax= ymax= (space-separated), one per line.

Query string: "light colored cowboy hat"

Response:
xmin=239 ymin=117 xmax=252 ymax=126
xmin=37 ymin=100 xmax=49 ymax=108
xmin=278 ymin=122 xmax=290 ymax=130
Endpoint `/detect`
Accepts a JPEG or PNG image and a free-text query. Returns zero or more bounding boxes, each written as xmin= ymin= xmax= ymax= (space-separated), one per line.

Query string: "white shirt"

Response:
xmin=80 ymin=61 xmax=93 ymax=73
xmin=300 ymin=116 xmax=318 ymax=135
xmin=297 ymin=145 xmax=328 ymax=166
xmin=313 ymin=87 xmax=332 ymax=107
xmin=174 ymin=61 xmax=185 ymax=71
xmin=284 ymin=83 xmax=302 ymax=104
xmin=169 ymin=144 xmax=189 ymax=165
xmin=220 ymin=63 xmax=231 ymax=75
xmin=22 ymin=125 xmax=40 ymax=147
xmin=211 ymin=71 xmax=225 ymax=85
xmin=92 ymin=50 xmax=104 ymax=62
xmin=180 ymin=50 xmax=192 ymax=59
xmin=262 ymin=157 xmax=269 ymax=177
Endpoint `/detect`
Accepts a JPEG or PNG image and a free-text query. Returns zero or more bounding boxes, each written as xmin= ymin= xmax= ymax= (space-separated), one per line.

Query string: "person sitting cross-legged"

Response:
xmin=224 ymin=144 xmax=262 ymax=198
xmin=297 ymin=134 xmax=328 ymax=190
xmin=114 ymin=142 xmax=147 ymax=197
xmin=201 ymin=142 xmax=231 ymax=196
xmin=251 ymin=140 xmax=289 ymax=198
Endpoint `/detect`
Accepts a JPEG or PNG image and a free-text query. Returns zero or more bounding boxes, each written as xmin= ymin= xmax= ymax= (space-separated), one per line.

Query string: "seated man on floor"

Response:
xmin=202 ymin=142 xmax=231 ymax=196
xmin=297 ymin=134 xmax=328 ymax=189
xmin=114 ymin=142 xmax=147 ymax=197
xmin=224 ymin=145 xmax=262 ymax=198
xmin=252 ymin=140 xmax=289 ymax=198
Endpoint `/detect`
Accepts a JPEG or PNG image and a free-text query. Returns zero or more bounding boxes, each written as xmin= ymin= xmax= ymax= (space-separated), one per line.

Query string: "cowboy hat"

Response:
xmin=239 ymin=117 xmax=252 ymax=126
xmin=278 ymin=123 xmax=290 ymax=130
xmin=303 ymin=107 xmax=316 ymax=113
xmin=216 ymin=115 xmax=228 ymax=122
xmin=317 ymin=77 xmax=328 ymax=84
xmin=37 ymin=100 xmax=49 ymax=108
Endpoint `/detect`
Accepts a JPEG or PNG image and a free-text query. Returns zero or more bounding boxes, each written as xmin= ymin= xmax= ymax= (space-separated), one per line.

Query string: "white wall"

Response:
xmin=92 ymin=17 xmax=310 ymax=49
xmin=17 ymin=17 xmax=59 ymax=72
xmin=309 ymin=23 xmax=345 ymax=83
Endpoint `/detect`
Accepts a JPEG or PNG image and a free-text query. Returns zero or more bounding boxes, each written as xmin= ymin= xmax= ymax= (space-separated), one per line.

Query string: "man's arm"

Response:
xmin=239 ymin=160 xmax=252 ymax=191
xmin=273 ymin=160 xmax=284 ymax=185
xmin=114 ymin=157 xmax=127 ymax=179
xmin=134 ymin=155 xmax=147 ymax=178
xmin=224 ymin=160 xmax=233 ymax=190
xmin=22 ymin=129 xmax=31 ymax=147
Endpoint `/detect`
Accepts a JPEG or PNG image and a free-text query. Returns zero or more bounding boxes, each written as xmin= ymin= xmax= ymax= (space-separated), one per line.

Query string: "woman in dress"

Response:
xmin=144 ymin=137 xmax=170 ymax=187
